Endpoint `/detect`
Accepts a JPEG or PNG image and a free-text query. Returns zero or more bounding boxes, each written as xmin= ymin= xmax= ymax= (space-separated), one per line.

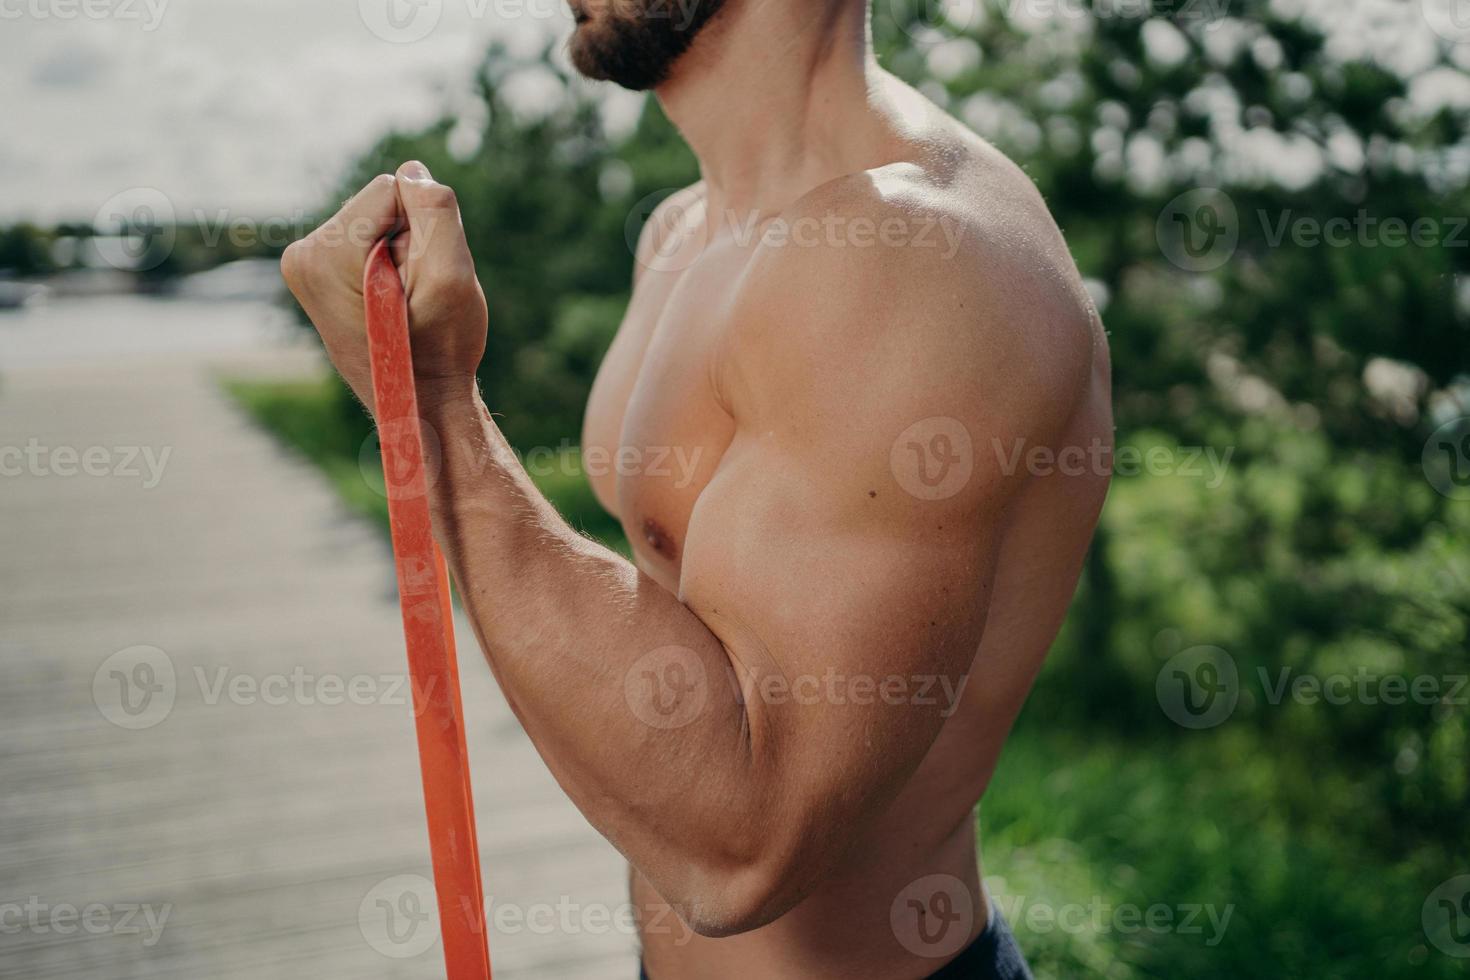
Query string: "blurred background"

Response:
xmin=2 ymin=0 xmax=1468 ymax=977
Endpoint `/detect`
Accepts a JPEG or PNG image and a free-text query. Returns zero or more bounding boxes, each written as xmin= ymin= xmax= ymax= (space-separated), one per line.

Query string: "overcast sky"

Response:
xmin=0 ymin=0 xmax=592 ymax=224
xmin=3 ymin=0 xmax=1465 ymax=226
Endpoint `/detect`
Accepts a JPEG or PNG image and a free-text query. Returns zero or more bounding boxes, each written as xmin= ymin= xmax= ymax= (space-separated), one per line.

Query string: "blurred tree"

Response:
xmin=0 ymin=223 xmax=58 ymax=276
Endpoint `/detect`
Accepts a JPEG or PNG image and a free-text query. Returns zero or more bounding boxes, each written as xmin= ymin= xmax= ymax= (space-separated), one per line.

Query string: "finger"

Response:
xmin=389 ymin=230 xmax=412 ymax=286
xmin=312 ymin=173 xmax=404 ymax=276
xmin=389 ymin=230 xmax=412 ymax=269
xmin=394 ymin=161 xmax=472 ymax=275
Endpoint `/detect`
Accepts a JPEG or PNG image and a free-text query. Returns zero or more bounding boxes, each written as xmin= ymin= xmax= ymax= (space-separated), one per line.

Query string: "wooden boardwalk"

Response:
xmin=0 ymin=308 xmax=638 ymax=979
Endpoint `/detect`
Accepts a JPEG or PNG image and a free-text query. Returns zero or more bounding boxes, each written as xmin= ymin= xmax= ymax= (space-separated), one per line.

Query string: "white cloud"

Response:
xmin=0 ymin=0 xmax=565 ymax=223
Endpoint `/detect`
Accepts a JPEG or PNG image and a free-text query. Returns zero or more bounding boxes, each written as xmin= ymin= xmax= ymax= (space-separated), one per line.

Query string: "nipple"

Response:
xmin=641 ymin=518 xmax=679 ymax=561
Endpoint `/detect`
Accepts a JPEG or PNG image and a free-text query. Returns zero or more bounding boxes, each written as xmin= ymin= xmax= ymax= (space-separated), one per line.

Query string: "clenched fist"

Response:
xmin=281 ymin=161 xmax=488 ymax=413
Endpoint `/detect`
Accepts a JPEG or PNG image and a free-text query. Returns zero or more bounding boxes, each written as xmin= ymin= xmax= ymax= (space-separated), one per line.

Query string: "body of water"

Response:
xmin=0 ymin=294 xmax=305 ymax=370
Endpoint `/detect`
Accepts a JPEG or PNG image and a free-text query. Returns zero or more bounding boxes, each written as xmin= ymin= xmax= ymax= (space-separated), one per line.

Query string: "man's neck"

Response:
xmin=654 ymin=0 xmax=889 ymax=214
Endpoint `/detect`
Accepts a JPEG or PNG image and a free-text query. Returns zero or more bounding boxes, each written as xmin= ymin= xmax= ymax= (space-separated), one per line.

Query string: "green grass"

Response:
xmin=984 ymin=723 xmax=1459 ymax=979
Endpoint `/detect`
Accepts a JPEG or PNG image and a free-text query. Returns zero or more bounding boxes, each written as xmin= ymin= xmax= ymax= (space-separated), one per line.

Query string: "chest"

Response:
xmin=581 ymin=248 xmax=747 ymax=585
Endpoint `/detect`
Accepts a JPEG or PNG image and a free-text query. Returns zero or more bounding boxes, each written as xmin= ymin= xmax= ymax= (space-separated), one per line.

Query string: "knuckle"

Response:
xmin=420 ymin=183 xmax=458 ymax=210
xmin=417 ymin=265 xmax=457 ymax=295
xmin=419 ymin=263 xmax=476 ymax=301
xmin=280 ymin=232 xmax=344 ymax=292
xmin=279 ymin=241 xmax=307 ymax=289
xmin=352 ymin=173 xmax=396 ymax=208
xmin=363 ymin=174 xmax=400 ymax=214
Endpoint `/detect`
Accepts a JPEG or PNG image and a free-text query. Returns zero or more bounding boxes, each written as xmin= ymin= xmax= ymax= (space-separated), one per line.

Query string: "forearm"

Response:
xmin=416 ymin=383 xmax=775 ymax=930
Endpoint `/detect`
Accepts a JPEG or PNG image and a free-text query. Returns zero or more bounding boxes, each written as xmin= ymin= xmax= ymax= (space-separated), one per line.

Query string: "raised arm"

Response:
xmin=283 ymin=163 xmax=1083 ymax=937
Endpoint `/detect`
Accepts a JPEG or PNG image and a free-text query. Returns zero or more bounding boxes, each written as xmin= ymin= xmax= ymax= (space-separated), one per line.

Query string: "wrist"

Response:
xmin=413 ymin=379 xmax=538 ymax=565
xmin=414 ymin=375 xmax=491 ymax=499
xmin=412 ymin=376 xmax=506 ymax=519
xmin=413 ymin=373 xmax=482 ymax=417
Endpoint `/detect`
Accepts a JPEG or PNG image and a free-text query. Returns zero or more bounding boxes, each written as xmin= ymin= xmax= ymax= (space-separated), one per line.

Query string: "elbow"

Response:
xmin=671 ymin=830 xmax=831 ymax=938
xmin=651 ymin=750 xmax=856 ymax=936
xmin=677 ymin=864 xmax=805 ymax=938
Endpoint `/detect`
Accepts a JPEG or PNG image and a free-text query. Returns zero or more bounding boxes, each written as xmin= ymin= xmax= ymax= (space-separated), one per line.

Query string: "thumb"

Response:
xmin=393 ymin=160 xmax=472 ymax=276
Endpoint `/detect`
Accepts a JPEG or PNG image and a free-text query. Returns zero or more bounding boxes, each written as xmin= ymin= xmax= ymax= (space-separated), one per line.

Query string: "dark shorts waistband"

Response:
xmin=926 ymin=905 xmax=1033 ymax=979
xmin=638 ymin=906 xmax=1032 ymax=979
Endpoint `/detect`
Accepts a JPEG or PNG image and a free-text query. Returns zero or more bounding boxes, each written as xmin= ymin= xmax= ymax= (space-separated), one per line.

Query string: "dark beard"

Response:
xmin=569 ymin=0 xmax=728 ymax=91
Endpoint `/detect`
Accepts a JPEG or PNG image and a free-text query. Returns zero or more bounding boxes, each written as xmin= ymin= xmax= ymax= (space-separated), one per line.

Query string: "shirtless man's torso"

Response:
xmin=583 ymin=81 xmax=1112 ymax=978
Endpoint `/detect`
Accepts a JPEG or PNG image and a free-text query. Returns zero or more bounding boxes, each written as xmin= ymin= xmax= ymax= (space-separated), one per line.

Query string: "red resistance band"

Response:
xmin=363 ymin=238 xmax=494 ymax=979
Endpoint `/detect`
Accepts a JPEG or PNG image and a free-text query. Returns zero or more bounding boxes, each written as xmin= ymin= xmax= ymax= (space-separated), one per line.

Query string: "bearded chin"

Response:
xmin=569 ymin=0 xmax=727 ymax=92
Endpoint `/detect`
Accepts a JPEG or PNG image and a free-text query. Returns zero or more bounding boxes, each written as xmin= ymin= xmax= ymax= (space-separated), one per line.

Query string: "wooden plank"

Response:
xmin=0 ymin=339 xmax=636 ymax=979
